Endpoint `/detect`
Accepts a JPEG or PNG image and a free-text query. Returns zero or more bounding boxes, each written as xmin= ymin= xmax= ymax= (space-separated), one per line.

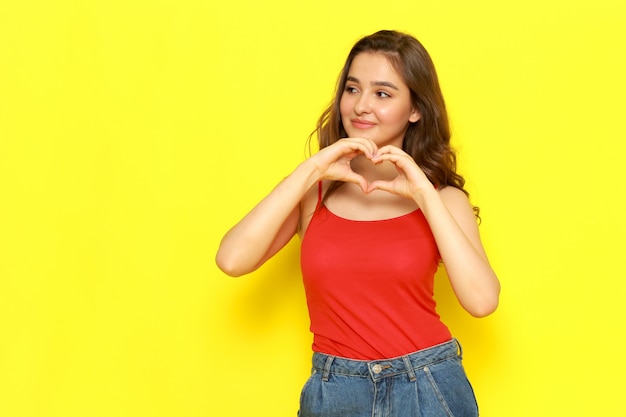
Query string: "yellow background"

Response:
xmin=1 ymin=1 xmax=625 ymax=416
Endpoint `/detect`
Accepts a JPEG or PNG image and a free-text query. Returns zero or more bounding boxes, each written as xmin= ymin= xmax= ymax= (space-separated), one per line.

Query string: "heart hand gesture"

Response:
xmin=366 ymin=145 xmax=434 ymax=204
xmin=310 ymin=138 xmax=378 ymax=193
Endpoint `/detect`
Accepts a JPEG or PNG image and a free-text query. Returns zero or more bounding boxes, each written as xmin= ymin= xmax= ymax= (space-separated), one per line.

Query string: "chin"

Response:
xmin=349 ymin=130 xmax=375 ymax=141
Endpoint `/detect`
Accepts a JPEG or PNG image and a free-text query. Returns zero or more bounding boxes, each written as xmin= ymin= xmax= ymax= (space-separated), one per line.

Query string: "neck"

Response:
xmin=350 ymin=154 xmax=398 ymax=182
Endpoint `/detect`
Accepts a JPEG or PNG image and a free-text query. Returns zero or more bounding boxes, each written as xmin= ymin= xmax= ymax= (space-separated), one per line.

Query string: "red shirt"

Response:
xmin=301 ymin=194 xmax=451 ymax=360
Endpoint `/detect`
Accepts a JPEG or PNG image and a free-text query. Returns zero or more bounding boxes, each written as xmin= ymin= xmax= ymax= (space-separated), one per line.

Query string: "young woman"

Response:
xmin=216 ymin=30 xmax=500 ymax=417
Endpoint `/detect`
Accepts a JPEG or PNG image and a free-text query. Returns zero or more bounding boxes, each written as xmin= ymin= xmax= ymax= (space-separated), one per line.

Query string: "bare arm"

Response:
xmin=419 ymin=186 xmax=500 ymax=317
xmin=369 ymin=146 xmax=500 ymax=317
xmin=215 ymin=138 xmax=378 ymax=277
xmin=215 ymin=161 xmax=318 ymax=277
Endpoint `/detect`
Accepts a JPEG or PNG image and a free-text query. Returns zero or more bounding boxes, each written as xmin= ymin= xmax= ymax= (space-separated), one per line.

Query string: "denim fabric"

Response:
xmin=298 ymin=339 xmax=478 ymax=417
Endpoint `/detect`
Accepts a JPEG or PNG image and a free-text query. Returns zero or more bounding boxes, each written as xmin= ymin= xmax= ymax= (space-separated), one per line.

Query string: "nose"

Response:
xmin=354 ymin=94 xmax=371 ymax=115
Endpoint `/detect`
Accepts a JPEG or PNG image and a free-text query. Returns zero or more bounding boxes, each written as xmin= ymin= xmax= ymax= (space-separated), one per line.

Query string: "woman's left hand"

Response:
xmin=366 ymin=145 xmax=434 ymax=204
xmin=369 ymin=145 xmax=500 ymax=317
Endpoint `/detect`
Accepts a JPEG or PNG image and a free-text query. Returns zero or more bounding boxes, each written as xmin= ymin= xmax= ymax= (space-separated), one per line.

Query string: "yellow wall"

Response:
xmin=1 ymin=1 xmax=625 ymax=416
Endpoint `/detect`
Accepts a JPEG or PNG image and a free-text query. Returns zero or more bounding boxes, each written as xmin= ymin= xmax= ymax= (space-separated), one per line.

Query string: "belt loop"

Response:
xmin=322 ymin=355 xmax=334 ymax=382
xmin=402 ymin=355 xmax=417 ymax=382
xmin=455 ymin=338 xmax=463 ymax=359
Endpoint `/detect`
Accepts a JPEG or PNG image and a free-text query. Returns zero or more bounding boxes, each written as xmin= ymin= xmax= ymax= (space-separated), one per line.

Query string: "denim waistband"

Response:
xmin=311 ymin=339 xmax=461 ymax=382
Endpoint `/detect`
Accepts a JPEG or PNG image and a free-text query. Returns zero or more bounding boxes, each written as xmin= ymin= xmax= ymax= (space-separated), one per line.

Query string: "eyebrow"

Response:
xmin=346 ymin=76 xmax=399 ymax=91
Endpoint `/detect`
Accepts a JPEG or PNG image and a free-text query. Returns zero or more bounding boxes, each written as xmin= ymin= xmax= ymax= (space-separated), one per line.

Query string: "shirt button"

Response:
xmin=372 ymin=364 xmax=382 ymax=374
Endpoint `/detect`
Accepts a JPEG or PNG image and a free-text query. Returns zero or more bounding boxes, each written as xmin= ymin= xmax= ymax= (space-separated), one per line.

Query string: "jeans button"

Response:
xmin=372 ymin=364 xmax=382 ymax=374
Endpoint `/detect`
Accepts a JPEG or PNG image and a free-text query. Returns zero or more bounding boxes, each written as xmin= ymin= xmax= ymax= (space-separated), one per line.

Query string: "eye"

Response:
xmin=376 ymin=90 xmax=391 ymax=98
xmin=344 ymin=85 xmax=359 ymax=94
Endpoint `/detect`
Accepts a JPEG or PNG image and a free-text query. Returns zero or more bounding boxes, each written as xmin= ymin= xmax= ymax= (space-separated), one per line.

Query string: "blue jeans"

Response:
xmin=298 ymin=339 xmax=478 ymax=417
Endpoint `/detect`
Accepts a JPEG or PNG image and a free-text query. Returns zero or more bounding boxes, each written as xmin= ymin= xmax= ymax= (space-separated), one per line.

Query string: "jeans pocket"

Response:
xmin=423 ymin=358 xmax=479 ymax=417
xmin=298 ymin=369 xmax=319 ymax=416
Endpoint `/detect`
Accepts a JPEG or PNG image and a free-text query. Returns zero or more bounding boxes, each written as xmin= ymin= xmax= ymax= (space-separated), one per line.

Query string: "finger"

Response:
xmin=344 ymin=172 xmax=369 ymax=193
xmin=319 ymin=141 xmax=370 ymax=165
xmin=374 ymin=144 xmax=407 ymax=156
xmin=366 ymin=179 xmax=396 ymax=194
xmin=370 ymin=152 xmax=411 ymax=167
xmin=341 ymin=137 xmax=378 ymax=158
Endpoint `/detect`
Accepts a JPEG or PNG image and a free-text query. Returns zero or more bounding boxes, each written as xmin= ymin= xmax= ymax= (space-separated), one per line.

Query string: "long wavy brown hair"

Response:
xmin=310 ymin=30 xmax=477 ymax=216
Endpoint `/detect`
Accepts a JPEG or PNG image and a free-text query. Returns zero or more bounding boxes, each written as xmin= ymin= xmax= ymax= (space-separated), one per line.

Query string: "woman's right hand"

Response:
xmin=309 ymin=138 xmax=378 ymax=193
xmin=215 ymin=138 xmax=377 ymax=276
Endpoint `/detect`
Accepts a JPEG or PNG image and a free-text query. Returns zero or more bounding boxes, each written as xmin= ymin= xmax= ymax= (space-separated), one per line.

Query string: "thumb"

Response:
xmin=366 ymin=179 xmax=395 ymax=194
xmin=344 ymin=173 xmax=369 ymax=194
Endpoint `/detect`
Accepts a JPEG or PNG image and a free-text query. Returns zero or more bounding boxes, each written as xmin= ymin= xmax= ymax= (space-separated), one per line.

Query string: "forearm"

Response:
xmin=215 ymin=160 xmax=320 ymax=276
xmin=418 ymin=188 xmax=500 ymax=317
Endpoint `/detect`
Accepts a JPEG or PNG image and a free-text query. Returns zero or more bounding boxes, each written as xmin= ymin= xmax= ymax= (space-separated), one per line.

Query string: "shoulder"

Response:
xmin=437 ymin=186 xmax=476 ymax=221
xmin=438 ymin=186 xmax=470 ymax=206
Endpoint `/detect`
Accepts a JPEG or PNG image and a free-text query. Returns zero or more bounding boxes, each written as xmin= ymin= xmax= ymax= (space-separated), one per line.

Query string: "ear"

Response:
xmin=409 ymin=107 xmax=421 ymax=123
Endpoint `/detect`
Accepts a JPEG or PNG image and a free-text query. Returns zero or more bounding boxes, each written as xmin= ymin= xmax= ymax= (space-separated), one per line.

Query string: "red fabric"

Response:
xmin=300 ymin=189 xmax=451 ymax=360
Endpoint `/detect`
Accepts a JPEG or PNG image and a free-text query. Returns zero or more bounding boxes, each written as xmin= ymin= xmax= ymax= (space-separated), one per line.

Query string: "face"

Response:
xmin=339 ymin=52 xmax=420 ymax=148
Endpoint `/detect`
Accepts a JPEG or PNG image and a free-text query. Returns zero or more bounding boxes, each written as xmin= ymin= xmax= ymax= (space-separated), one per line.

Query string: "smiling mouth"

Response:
xmin=351 ymin=119 xmax=376 ymax=129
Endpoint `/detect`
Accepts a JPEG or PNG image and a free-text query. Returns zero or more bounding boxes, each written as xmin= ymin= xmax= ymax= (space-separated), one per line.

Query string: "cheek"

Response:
xmin=380 ymin=105 xmax=411 ymax=126
xmin=378 ymin=107 xmax=399 ymax=125
xmin=339 ymin=94 xmax=351 ymax=117
xmin=377 ymin=107 xmax=390 ymax=119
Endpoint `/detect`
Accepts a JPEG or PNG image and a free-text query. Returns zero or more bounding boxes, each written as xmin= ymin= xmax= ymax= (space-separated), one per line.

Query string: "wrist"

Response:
xmin=412 ymin=183 xmax=440 ymax=210
xmin=295 ymin=159 xmax=323 ymax=188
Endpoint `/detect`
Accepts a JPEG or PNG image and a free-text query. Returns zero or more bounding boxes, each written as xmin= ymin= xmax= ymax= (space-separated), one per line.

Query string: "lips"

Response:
xmin=351 ymin=118 xmax=376 ymax=129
